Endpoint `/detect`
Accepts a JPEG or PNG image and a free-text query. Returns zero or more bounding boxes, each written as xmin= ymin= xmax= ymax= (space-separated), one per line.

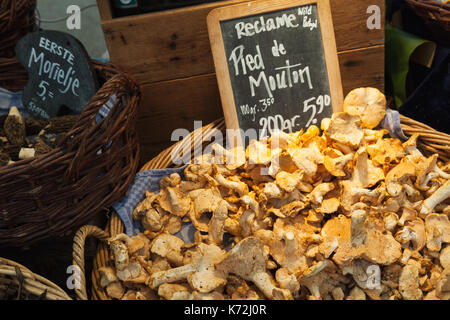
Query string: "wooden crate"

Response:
xmin=97 ymin=0 xmax=385 ymax=165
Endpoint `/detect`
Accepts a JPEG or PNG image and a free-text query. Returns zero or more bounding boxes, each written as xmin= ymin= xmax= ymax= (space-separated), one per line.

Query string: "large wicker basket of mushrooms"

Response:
xmin=73 ymin=87 xmax=450 ymax=300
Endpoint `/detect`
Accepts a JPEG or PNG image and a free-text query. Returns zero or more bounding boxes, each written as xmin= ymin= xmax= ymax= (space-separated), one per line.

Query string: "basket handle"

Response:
xmin=72 ymin=225 xmax=110 ymax=300
xmin=60 ymin=71 xmax=141 ymax=182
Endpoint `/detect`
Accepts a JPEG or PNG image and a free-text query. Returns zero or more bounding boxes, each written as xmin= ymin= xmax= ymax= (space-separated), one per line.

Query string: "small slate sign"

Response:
xmin=208 ymin=0 xmax=343 ymax=145
xmin=15 ymin=30 xmax=98 ymax=119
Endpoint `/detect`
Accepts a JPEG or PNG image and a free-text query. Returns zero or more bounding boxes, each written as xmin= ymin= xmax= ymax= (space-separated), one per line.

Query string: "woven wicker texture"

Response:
xmin=406 ymin=0 xmax=450 ymax=44
xmin=74 ymin=113 xmax=449 ymax=300
xmin=400 ymin=114 xmax=450 ymax=162
xmin=0 ymin=257 xmax=71 ymax=300
xmin=0 ymin=0 xmax=37 ymax=91
xmin=0 ymin=0 xmax=37 ymax=57
xmin=0 ymin=60 xmax=141 ymax=248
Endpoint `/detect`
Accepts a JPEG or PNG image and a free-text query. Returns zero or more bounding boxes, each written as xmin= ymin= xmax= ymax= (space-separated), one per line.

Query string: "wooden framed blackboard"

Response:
xmin=207 ymin=0 xmax=343 ymax=145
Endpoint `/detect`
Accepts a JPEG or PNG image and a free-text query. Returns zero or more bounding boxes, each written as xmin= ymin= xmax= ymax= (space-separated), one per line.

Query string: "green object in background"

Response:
xmin=385 ymin=24 xmax=435 ymax=108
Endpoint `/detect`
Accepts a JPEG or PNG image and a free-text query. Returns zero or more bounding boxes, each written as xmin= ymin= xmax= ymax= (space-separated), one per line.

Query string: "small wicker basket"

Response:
xmin=0 ymin=0 xmax=37 ymax=58
xmin=0 ymin=257 xmax=71 ymax=300
xmin=0 ymin=0 xmax=38 ymax=91
xmin=0 ymin=61 xmax=142 ymax=248
xmin=72 ymin=115 xmax=449 ymax=300
xmin=406 ymin=0 xmax=450 ymax=44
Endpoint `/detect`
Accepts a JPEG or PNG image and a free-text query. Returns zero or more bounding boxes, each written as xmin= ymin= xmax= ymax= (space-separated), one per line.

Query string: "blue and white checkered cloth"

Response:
xmin=112 ymin=165 xmax=196 ymax=243
xmin=0 ymin=88 xmax=28 ymax=118
xmin=96 ymin=93 xmax=117 ymax=124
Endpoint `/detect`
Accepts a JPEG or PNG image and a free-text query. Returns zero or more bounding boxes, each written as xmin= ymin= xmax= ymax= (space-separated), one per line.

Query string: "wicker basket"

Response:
xmin=0 ymin=0 xmax=37 ymax=58
xmin=72 ymin=115 xmax=449 ymax=300
xmin=0 ymin=257 xmax=71 ymax=300
xmin=0 ymin=60 xmax=141 ymax=248
xmin=0 ymin=0 xmax=37 ymax=91
xmin=406 ymin=0 xmax=450 ymax=44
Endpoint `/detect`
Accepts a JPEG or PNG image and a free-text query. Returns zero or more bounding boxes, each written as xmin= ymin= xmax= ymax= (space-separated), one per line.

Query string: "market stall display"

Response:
xmin=73 ymin=88 xmax=450 ymax=300
xmin=1 ymin=0 xmax=448 ymax=303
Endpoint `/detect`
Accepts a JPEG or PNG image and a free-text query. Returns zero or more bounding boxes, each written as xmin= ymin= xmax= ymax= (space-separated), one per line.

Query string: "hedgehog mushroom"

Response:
xmin=105 ymin=281 xmax=125 ymax=299
xmin=158 ymin=185 xmax=191 ymax=218
xmin=339 ymin=180 xmax=384 ymax=213
xmin=275 ymin=268 xmax=300 ymax=294
xmin=108 ymin=236 xmax=130 ymax=272
xmin=367 ymin=138 xmax=405 ymax=167
xmin=189 ymin=187 xmax=223 ymax=232
xmin=415 ymin=154 xmax=450 ymax=191
xmin=214 ymin=173 xmax=249 ymax=196
xmin=133 ymin=192 xmax=163 ymax=233
xmin=192 ymin=290 xmax=225 ymax=300
xmin=425 ymin=213 xmax=450 ymax=252
xmin=384 ymin=212 xmax=399 ymax=233
xmin=353 ymin=148 xmax=385 ymax=188
xmin=212 ymin=143 xmax=246 ymax=170
xmin=98 ymin=267 xmax=125 ymax=299
xmin=216 ymin=237 xmax=293 ymax=300
xmin=275 ymin=170 xmax=303 ymax=193
xmin=158 ymin=283 xmax=193 ymax=300
xmin=399 ymin=262 xmax=423 ymax=300
xmin=440 ymin=246 xmax=450 ymax=269
xmin=420 ymin=180 xmax=450 ymax=216
xmin=326 ymin=112 xmax=364 ymax=148
xmin=385 ymin=162 xmax=416 ymax=197
xmin=287 ymin=147 xmax=323 ymax=177
xmin=148 ymin=242 xmax=227 ymax=293
xmin=346 ymin=286 xmax=367 ymax=300
xmin=150 ymin=233 xmax=185 ymax=267
xmin=299 ymin=259 xmax=349 ymax=300
xmin=246 ymin=139 xmax=272 ymax=165
xmin=109 ymin=233 xmax=147 ymax=256
xmin=320 ymin=214 xmax=402 ymax=267
xmin=316 ymin=197 xmax=340 ymax=215
xmin=270 ymin=130 xmax=295 ymax=149
xmin=343 ymin=87 xmax=386 ymax=129
xmin=346 ymin=259 xmax=382 ymax=299
xmin=395 ymin=219 xmax=426 ymax=252
xmin=435 ymin=268 xmax=450 ymax=300
xmin=323 ymin=153 xmax=354 ymax=177
xmin=108 ymin=235 xmax=149 ymax=282
xmin=308 ymin=183 xmax=335 ymax=205
xmin=208 ymin=199 xmax=230 ymax=245
xmin=351 ymin=209 xmax=367 ymax=246
xmin=255 ymin=216 xmax=316 ymax=277
xmin=98 ymin=267 xmax=118 ymax=288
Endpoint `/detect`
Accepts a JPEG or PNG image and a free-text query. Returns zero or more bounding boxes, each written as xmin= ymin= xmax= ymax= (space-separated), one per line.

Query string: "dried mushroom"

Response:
xmin=100 ymin=87 xmax=449 ymax=300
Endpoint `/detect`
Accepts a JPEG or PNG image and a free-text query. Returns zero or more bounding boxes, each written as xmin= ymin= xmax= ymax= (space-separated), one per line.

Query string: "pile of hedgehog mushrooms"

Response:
xmin=98 ymin=87 xmax=449 ymax=300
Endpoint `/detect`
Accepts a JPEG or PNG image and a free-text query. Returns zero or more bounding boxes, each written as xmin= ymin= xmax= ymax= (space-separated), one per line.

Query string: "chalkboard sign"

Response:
xmin=208 ymin=0 xmax=343 ymax=144
xmin=15 ymin=30 xmax=98 ymax=119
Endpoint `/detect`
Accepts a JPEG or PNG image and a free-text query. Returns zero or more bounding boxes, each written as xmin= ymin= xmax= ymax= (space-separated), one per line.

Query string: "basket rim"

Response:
xmin=0 ymin=257 xmax=71 ymax=300
xmin=0 ymin=60 xmax=142 ymax=248
xmin=0 ymin=60 xmax=126 ymax=171
xmin=406 ymin=0 xmax=450 ymax=19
